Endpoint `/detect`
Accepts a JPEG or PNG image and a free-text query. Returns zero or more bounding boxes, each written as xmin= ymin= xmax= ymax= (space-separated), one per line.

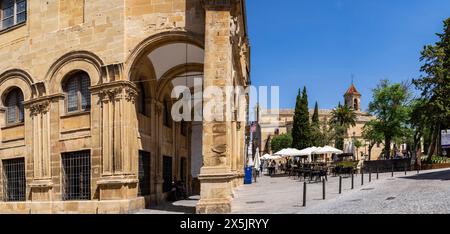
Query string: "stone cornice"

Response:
xmin=203 ymin=0 xmax=233 ymax=10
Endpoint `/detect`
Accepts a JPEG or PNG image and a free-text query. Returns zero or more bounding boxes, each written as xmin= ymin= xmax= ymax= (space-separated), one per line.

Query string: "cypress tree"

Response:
xmin=292 ymin=87 xmax=311 ymax=149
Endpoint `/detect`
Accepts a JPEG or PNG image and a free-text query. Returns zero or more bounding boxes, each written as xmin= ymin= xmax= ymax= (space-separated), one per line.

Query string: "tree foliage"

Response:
xmin=310 ymin=102 xmax=323 ymax=146
xmin=271 ymin=134 xmax=293 ymax=154
xmin=292 ymin=87 xmax=311 ymax=149
xmin=362 ymin=120 xmax=384 ymax=160
xmin=368 ymin=80 xmax=411 ymax=159
xmin=330 ymin=103 xmax=357 ymax=150
xmin=413 ymin=18 xmax=450 ymax=163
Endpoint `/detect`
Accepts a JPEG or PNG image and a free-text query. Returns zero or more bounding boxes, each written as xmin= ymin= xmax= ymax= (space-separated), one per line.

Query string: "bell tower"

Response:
xmin=344 ymin=83 xmax=361 ymax=112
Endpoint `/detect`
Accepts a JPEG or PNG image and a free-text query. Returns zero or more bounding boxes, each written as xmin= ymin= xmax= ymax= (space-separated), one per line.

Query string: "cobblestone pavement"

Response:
xmin=232 ymin=168 xmax=450 ymax=214
xmin=136 ymin=168 xmax=450 ymax=214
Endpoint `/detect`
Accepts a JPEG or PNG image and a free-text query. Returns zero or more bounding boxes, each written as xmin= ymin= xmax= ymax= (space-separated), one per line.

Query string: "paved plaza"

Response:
xmin=137 ymin=168 xmax=450 ymax=214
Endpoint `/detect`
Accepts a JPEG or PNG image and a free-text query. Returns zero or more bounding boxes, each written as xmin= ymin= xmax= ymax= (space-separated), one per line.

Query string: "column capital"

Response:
xmin=24 ymin=95 xmax=61 ymax=116
xmin=91 ymin=80 xmax=138 ymax=103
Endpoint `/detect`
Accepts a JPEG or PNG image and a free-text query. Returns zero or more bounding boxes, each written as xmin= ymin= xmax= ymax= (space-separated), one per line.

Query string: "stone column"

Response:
xmin=92 ymin=80 xmax=139 ymax=200
xmin=153 ymin=100 xmax=164 ymax=203
xmin=196 ymin=0 xmax=236 ymax=214
xmin=25 ymin=98 xmax=53 ymax=201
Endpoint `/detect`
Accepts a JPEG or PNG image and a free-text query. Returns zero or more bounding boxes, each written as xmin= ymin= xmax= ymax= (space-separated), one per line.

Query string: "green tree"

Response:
xmin=368 ymin=80 xmax=411 ymax=159
xmin=330 ymin=103 xmax=357 ymax=150
xmin=353 ymin=139 xmax=365 ymax=160
xmin=292 ymin=87 xmax=311 ymax=149
xmin=310 ymin=102 xmax=322 ymax=146
xmin=271 ymin=134 xmax=293 ymax=154
xmin=407 ymin=99 xmax=429 ymax=166
xmin=362 ymin=120 xmax=384 ymax=161
xmin=413 ymin=18 xmax=450 ymax=163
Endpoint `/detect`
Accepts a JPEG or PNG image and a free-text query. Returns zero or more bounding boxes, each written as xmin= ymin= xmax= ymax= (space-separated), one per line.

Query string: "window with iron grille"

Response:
xmin=0 ymin=0 xmax=26 ymax=30
xmin=63 ymin=72 xmax=91 ymax=113
xmin=2 ymin=158 xmax=26 ymax=202
xmin=162 ymin=156 xmax=173 ymax=193
xmin=61 ymin=151 xmax=91 ymax=201
xmin=4 ymin=87 xmax=24 ymax=124
xmin=138 ymin=151 xmax=151 ymax=196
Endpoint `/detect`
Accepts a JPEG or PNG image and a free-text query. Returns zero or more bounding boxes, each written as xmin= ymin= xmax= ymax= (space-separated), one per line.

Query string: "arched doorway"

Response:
xmin=128 ymin=36 xmax=205 ymax=206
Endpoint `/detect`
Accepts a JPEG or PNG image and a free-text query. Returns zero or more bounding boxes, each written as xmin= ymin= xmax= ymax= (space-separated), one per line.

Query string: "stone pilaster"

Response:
xmin=25 ymin=97 xmax=54 ymax=201
xmin=92 ymin=80 xmax=139 ymax=200
xmin=153 ymin=100 xmax=164 ymax=203
xmin=196 ymin=0 xmax=236 ymax=214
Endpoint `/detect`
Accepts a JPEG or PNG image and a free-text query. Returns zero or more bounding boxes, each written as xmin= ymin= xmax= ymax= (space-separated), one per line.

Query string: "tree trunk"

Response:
xmin=427 ymin=126 xmax=439 ymax=164
xmin=413 ymin=131 xmax=422 ymax=168
xmin=368 ymin=144 xmax=374 ymax=161
xmin=385 ymin=137 xmax=391 ymax=160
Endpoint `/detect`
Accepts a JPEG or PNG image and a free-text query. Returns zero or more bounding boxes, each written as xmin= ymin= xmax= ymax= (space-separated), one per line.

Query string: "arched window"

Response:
xmin=354 ymin=99 xmax=359 ymax=110
xmin=63 ymin=72 xmax=91 ymax=113
xmin=5 ymin=88 xmax=24 ymax=124
xmin=138 ymin=82 xmax=147 ymax=116
xmin=163 ymin=99 xmax=171 ymax=128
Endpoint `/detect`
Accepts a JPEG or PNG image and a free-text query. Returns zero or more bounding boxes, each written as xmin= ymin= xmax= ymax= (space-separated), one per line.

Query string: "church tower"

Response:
xmin=344 ymin=83 xmax=362 ymax=112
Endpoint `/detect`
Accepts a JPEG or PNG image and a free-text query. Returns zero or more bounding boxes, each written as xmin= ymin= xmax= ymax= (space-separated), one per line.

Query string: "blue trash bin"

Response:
xmin=244 ymin=167 xmax=253 ymax=184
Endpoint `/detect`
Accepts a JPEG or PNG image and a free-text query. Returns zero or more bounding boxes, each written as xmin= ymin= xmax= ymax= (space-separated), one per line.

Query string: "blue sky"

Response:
xmin=246 ymin=0 xmax=450 ymax=112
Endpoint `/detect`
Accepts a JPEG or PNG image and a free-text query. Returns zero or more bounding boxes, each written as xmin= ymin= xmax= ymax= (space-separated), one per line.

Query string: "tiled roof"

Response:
xmin=345 ymin=84 xmax=361 ymax=96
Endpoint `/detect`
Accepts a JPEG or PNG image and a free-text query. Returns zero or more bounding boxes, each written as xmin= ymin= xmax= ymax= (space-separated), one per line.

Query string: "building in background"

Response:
xmin=259 ymin=84 xmax=386 ymax=161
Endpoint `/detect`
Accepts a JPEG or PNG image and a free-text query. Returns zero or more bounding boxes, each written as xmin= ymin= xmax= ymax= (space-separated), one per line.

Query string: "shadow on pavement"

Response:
xmin=147 ymin=196 xmax=199 ymax=214
xmin=401 ymin=169 xmax=450 ymax=181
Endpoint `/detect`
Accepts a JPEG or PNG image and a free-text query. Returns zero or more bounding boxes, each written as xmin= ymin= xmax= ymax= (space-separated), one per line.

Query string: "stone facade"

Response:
xmin=0 ymin=0 xmax=250 ymax=214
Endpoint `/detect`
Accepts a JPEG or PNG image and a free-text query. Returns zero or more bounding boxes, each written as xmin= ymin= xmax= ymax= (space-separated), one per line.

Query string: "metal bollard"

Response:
xmin=361 ymin=171 xmax=364 ymax=186
xmin=322 ymin=179 xmax=326 ymax=200
xmin=405 ymin=163 xmax=407 ymax=176
xmin=369 ymin=171 xmax=372 ymax=183
xmin=339 ymin=176 xmax=342 ymax=194
xmin=391 ymin=165 xmax=394 ymax=177
xmin=377 ymin=168 xmax=379 ymax=180
xmin=303 ymin=182 xmax=307 ymax=207
xmin=351 ymin=173 xmax=354 ymax=190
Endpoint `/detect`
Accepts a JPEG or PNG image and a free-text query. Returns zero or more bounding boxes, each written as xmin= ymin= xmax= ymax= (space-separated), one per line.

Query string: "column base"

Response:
xmin=97 ymin=176 xmax=138 ymax=200
xmin=196 ymin=199 xmax=232 ymax=214
xmin=30 ymin=180 xmax=53 ymax=201
xmin=196 ymin=167 xmax=235 ymax=214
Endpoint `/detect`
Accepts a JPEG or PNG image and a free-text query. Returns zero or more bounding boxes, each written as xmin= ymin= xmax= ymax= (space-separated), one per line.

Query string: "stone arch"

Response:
xmin=0 ymin=69 xmax=36 ymax=103
xmin=46 ymin=51 xmax=104 ymax=94
xmin=156 ymin=63 xmax=204 ymax=102
xmin=126 ymin=31 xmax=204 ymax=80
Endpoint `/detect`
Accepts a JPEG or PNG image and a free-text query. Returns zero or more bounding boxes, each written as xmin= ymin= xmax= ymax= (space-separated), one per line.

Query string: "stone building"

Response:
xmin=259 ymin=84 xmax=385 ymax=161
xmin=0 ymin=0 xmax=250 ymax=214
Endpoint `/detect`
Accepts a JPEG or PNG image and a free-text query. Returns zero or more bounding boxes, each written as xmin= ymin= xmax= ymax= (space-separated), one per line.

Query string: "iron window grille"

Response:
xmin=162 ymin=156 xmax=173 ymax=193
xmin=138 ymin=151 xmax=151 ymax=196
xmin=63 ymin=72 xmax=91 ymax=114
xmin=4 ymin=87 xmax=24 ymax=124
xmin=0 ymin=0 xmax=26 ymax=31
xmin=2 ymin=158 xmax=26 ymax=202
xmin=61 ymin=151 xmax=91 ymax=201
